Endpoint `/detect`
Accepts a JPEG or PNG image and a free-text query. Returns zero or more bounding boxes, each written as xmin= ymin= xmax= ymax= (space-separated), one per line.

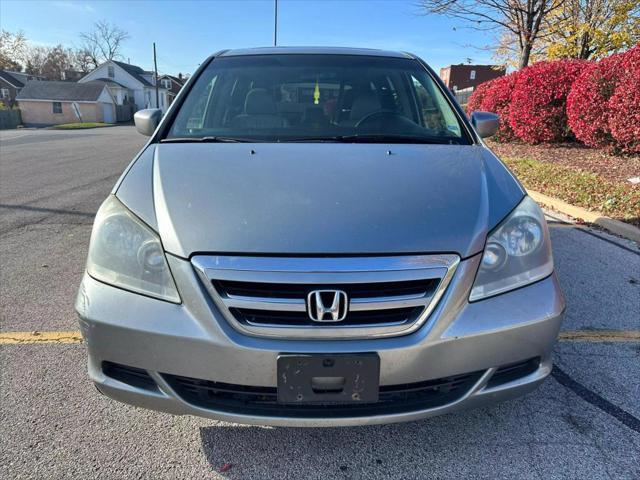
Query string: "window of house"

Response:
xmin=470 ymin=70 xmax=476 ymax=80
xmin=0 ymin=88 xmax=9 ymax=99
xmin=52 ymin=102 xmax=62 ymax=114
xmin=108 ymin=65 xmax=115 ymax=78
xmin=161 ymin=79 xmax=171 ymax=89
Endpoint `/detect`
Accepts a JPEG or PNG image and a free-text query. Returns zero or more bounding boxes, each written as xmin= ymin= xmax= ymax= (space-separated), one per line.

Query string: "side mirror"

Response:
xmin=134 ymin=108 xmax=162 ymax=136
xmin=470 ymin=111 xmax=499 ymax=138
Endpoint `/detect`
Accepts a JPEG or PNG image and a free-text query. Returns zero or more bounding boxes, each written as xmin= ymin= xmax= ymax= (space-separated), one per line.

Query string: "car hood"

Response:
xmin=118 ymin=143 xmax=524 ymax=258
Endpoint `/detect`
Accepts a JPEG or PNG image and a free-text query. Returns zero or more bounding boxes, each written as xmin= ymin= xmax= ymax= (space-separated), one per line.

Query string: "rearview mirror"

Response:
xmin=134 ymin=109 xmax=162 ymax=136
xmin=470 ymin=111 xmax=499 ymax=138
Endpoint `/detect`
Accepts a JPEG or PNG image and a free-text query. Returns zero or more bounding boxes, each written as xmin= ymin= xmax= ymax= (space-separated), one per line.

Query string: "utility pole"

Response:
xmin=153 ymin=42 xmax=159 ymax=109
xmin=274 ymin=0 xmax=278 ymax=46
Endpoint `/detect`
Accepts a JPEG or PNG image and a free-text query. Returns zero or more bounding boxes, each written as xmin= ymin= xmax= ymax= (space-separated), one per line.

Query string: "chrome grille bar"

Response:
xmin=222 ymin=292 xmax=431 ymax=312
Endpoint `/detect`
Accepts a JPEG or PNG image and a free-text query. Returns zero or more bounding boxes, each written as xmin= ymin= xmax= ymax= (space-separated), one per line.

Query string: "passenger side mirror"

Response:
xmin=470 ymin=111 xmax=499 ymax=138
xmin=134 ymin=109 xmax=163 ymax=136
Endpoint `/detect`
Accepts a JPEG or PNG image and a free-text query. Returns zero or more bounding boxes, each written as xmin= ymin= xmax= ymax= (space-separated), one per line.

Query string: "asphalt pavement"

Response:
xmin=1 ymin=127 xmax=638 ymax=479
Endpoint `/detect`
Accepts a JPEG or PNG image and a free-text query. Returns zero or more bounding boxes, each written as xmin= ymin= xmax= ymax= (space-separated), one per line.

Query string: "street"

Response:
xmin=1 ymin=126 xmax=638 ymax=479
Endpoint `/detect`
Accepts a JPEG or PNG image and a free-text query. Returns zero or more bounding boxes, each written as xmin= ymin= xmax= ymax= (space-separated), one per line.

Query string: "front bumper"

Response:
xmin=76 ymin=254 xmax=565 ymax=427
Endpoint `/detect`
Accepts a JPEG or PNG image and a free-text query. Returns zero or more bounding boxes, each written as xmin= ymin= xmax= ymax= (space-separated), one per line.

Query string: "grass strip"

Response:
xmin=502 ymin=156 xmax=639 ymax=226
xmin=51 ymin=122 xmax=111 ymax=129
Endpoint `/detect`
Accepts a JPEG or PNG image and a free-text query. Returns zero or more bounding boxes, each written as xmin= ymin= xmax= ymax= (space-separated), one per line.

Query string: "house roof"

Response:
xmin=16 ymin=80 xmax=108 ymax=102
xmin=93 ymin=78 xmax=131 ymax=89
xmin=159 ymin=74 xmax=184 ymax=85
xmin=0 ymin=70 xmax=48 ymax=88
xmin=112 ymin=61 xmax=154 ymax=87
xmin=0 ymin=70 xmax=25 ymax=88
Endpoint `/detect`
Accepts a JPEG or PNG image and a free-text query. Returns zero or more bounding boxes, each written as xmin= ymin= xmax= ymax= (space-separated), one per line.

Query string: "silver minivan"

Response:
xmin=76 ymin=47 xmax=565 ymax=427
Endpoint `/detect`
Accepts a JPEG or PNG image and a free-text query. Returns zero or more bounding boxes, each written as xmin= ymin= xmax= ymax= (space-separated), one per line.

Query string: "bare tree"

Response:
xmin=80 ymin=20 xmax=129 ymax=68
xmin=23 ymin=45 xmax=48 ymax=75
xmin=0 ymin=30 xmax=27 ymax=71
xmin=70 ymin=48 xmax=95 ymax=73
xmin=492 ymin=30 xmax=547 ymax=68
xmin=417 ymin=0 xmax=564 ymax=69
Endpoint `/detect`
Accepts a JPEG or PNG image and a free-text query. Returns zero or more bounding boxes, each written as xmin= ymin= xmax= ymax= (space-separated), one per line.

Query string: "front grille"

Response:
xmin=192 ymin=255 xmax=459 ymax=339
xmin=162 ymin=370 xmax=483 ymax=418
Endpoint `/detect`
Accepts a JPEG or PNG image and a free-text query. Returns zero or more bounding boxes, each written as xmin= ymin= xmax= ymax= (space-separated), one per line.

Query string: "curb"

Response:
xmin=528 ymin=190 xmax=640 ymax=244
xmin=48 ymin=125 xmax=116 ymax=130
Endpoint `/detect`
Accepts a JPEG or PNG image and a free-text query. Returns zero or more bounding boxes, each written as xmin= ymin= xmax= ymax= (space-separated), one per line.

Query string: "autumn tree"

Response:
xmin=543 ymin=0 xmax=640 ymax=60
xmin=417 ymin=0 xmax=564 ymax=69
xmin=42 ymin=45 xmax=74 ymax=80
xmin=80 ymin=20 xmax=129 ymax=68
xmin=21 ymin=45 xmax=79 ymax=80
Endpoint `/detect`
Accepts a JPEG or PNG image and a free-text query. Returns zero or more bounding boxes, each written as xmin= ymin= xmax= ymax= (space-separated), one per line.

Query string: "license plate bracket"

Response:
xmin=277 ymin=353 xmax=380 ymax=404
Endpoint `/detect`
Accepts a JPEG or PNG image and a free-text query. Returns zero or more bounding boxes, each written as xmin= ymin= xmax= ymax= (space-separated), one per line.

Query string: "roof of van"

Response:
xmin=219 ymin=47 xmax=414 ymax=58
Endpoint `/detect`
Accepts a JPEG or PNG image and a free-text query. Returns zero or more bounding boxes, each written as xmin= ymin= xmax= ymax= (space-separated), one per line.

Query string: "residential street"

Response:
xmin=1 ymin=126 xmax=638 ymax=479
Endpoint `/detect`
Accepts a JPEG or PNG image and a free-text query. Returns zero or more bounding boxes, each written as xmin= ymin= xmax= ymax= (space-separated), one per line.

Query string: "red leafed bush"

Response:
xmin=608 ymin=45 xmax=640 ymax=154
xmin=465 ymin=80 xmax=493 ymax=115
xmin=509 ymin=60 xmax=589 ymax=143
xmin=478 ymin=72 xmax=520 ymax=141
xmin=567 ymin=52 xmax=626 ymax=148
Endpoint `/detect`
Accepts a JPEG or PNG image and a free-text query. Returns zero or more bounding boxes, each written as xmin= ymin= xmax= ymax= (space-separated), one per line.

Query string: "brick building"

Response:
xmin=16 ymin=81 xmax=116 ymax=126
xmin=439 ymin=64 xmax=506 ymax=91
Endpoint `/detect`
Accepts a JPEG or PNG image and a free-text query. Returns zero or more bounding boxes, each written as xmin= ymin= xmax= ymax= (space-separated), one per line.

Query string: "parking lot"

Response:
xmin=1 ymin=126 xmax=638 ymax=479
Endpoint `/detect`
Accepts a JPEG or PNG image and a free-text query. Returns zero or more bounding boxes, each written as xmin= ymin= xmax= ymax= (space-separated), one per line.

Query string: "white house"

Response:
xmin=78 ymin=60 xmax=168 ymax=113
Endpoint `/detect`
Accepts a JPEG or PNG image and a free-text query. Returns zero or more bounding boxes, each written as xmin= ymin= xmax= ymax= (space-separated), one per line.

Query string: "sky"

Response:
xmin=1 ymin=0 xmax=496 ymax=75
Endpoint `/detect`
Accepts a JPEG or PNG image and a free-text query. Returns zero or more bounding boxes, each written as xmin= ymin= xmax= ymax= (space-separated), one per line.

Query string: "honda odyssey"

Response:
xmin=76 ymin=47 xmax=565 ymax=426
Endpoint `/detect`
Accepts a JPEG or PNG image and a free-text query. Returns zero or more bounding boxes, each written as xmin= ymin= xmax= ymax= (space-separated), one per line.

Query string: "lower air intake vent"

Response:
xmin=102 ymin=361 xmax=158 ymax=391
xmin=162 ymin=370 xmax=483 ymax=418
xmin=487 ymin=357 xmax=540 ymax=388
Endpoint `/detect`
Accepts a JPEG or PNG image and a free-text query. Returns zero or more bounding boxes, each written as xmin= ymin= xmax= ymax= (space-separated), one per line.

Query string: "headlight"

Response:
xmin=87 ymin=195 xmax=181 ymax=303
xmin=470 ymin=196 xmax=553 ymax=301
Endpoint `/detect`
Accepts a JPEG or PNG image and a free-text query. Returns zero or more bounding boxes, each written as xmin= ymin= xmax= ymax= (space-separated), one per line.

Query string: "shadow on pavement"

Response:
xmin=197 ymin=377 xmax=638 ymax=479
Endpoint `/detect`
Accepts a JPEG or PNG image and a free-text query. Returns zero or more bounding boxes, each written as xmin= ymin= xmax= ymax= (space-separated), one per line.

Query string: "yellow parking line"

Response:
xmin=558 ymin=330 xmax=640 ymax=342
xmin=0 ymin=331 xmax=83 ymax=344
xmin=1 ymin=330 xmax=639 ymax=345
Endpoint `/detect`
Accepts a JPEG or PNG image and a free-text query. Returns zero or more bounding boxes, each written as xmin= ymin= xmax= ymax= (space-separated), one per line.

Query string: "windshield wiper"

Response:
xmin=337 ymin=134 xmax=458 ymax=144
xmin=161 ymin=136 xmax=250 ymax=143
xmin=281 ymin=134 xmax=458 ymax=144
xmin=161 ymin=134 xmax=460 ymax=144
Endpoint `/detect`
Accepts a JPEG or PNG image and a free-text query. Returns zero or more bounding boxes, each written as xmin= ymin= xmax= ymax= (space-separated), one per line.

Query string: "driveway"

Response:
xmin=1 ymin=127 xmax=638 ymax=479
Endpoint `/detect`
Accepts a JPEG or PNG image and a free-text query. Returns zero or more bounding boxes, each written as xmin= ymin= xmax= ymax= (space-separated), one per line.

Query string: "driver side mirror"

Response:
xmin=134 ymin=108 xmax=162 ymax=136
xmin=470 ymin=111 xmax=499 ymax=138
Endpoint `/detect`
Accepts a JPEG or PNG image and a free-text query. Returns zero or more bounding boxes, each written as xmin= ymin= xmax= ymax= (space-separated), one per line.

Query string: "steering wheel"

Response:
xmin=355 ymin=110 xmax=407 ymax=128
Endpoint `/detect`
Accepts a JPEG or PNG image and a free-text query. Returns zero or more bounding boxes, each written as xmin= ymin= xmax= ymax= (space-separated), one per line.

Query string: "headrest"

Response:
xmin=245 ymin=88 xmax=276 ymax=115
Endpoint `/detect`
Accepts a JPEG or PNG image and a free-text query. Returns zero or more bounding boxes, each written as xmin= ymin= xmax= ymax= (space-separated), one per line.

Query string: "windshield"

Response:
xmin=165 ymin=54 xmax=470 ymax=144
